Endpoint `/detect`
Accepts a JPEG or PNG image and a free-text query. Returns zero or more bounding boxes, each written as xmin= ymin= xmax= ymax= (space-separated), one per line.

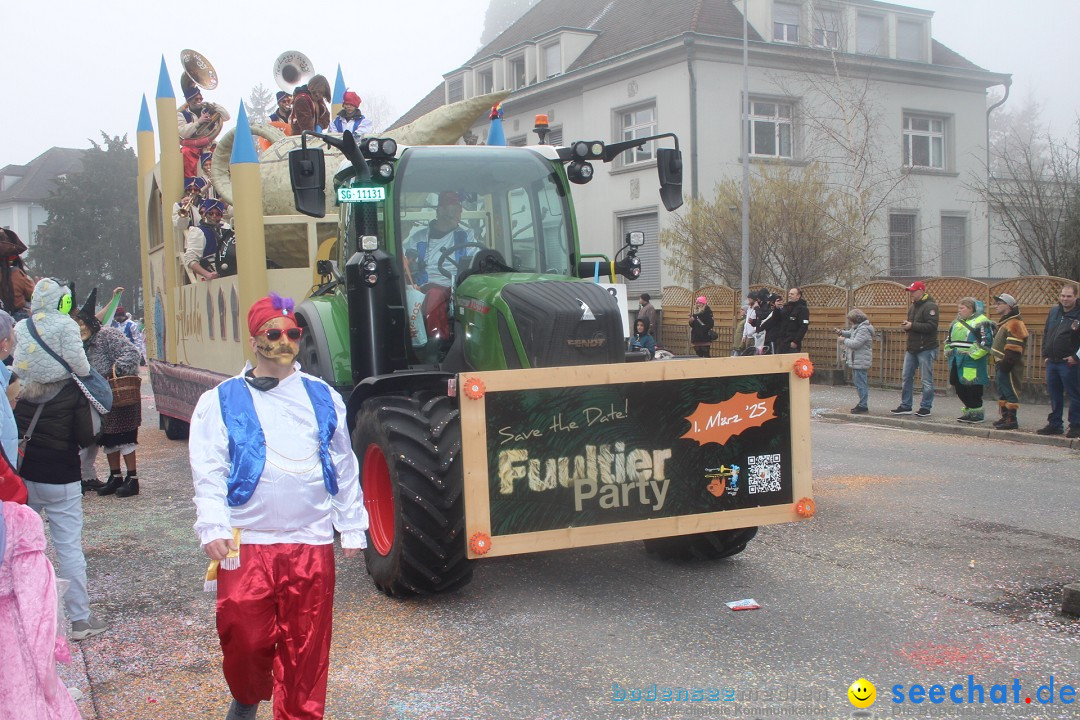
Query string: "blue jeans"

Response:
xmin=901 ymin=348 xmax=937 ymax=410
xmin=24 ymin=481 xmax=91 ymax=623
xmin=1045 ymin=360 xmax=1080 ymax=429
xmin=852 ymin=368 xmax=869 ymax=408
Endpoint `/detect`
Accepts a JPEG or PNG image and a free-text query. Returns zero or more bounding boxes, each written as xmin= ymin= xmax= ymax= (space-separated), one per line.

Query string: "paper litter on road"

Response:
xmin=725 ymin=598 xmax=761 ymax=611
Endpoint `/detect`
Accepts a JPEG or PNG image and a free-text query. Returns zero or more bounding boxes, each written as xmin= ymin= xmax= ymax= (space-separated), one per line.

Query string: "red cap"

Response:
xmin=905 ymin=281 xmax=926 ymax=292
xmin=247 ymin=293 xmax=296 ymax=335
xmin=343 ymin=90 xmax=361 ymax=107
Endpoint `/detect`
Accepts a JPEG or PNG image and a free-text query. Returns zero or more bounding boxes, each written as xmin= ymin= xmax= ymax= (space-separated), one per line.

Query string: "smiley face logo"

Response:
xmin=848 ymin=678 xmax=876 ymax=708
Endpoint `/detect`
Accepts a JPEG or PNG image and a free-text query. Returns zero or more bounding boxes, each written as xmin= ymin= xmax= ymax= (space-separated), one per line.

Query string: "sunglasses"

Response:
xmin=256 ymin=327 xmax=303 ymax=342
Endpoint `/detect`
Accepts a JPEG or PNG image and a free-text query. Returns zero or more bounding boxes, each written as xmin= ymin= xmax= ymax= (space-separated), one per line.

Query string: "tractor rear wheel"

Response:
xmin=353 ymin=391 xmax=472 ymax=596
xmin=160 ymin=414 xmax=189 ymax=440
xmin=643 ymin=527 xmax=759 ymax=561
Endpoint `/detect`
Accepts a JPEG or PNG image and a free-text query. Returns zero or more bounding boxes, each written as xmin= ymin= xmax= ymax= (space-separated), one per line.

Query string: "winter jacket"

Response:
xmin=778 ymin=299 xmax=810 ymax=351
xmin=945 ymin=313 xmax=993 ymax=386
xmin=904 ymin=294 xmax=940 ymax=353
xmin=12 ymin=279 xmax=90 ymax=384
xmin=637 ymin=302 xmax=658 ymax=336
xmin=840 ymin=320 xmax=875 ymax=370
xmin=752 ymin=305 xmax=784 ymax=354
xmin=628 ymin=317 xmax=657 ymax=358
xmin=688 ymin=306 xmax=714 ymax=346
xmin=14 ymin=381 xmax=96 ymax=486
xmin=991 ymin=308 xmax=1028 ymax=371
xmin=1041 ymin=303 xmax=1080 ymax=361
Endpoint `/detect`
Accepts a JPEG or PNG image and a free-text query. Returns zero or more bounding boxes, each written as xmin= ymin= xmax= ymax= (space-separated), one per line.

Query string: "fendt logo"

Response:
xmin=567 ymin=334 xmax=607 ymax=349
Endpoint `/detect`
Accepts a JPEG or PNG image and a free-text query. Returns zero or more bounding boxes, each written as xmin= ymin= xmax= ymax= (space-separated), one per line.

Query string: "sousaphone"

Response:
xmin=274 ymin=51 xmax=315 ymax=93
xmin=180 ymin=49 xmax=219 ymax=95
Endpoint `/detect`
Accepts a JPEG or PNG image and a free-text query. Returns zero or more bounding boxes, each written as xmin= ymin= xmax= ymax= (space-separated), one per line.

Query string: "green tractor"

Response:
xmin=287 ymin=131 xmax=753 ymax=596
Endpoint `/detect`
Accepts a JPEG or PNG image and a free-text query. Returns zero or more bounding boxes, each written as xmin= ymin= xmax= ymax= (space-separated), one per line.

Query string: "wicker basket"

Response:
xmin=109 ymin=368 xmax=142 ymax=408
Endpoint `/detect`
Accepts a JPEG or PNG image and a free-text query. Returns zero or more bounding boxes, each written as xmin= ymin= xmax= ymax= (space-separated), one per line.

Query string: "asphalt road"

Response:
xmin=61 ymin=400 xmax=1079 ymax=720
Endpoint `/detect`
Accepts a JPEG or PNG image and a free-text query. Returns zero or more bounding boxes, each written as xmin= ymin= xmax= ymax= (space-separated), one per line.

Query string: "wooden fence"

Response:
xmin=657 ymin=276 xmax=1077 ymax=387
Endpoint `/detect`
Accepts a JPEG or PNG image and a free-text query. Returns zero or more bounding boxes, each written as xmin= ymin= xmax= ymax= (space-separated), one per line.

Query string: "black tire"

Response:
xmin=161 ymin=414 xmax=189 ymax=440
xmin=643 ymin=527 xmax=759 ymax=561
xmin=353 ymin=391 xmax=472 ymax=596
xmin=295 ymin=310 xmax=330 ymax=382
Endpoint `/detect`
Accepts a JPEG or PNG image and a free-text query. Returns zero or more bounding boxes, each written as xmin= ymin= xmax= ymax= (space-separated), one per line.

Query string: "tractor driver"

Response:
xmin=403 ymin=191 xmax=478 ymax=343
xmin=403 ymin=191 xmax=478 ymax=287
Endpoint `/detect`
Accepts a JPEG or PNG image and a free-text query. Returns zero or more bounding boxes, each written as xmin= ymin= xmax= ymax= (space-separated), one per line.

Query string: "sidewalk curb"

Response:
xmin=817 ymin=412 xmax=1079 ymax=449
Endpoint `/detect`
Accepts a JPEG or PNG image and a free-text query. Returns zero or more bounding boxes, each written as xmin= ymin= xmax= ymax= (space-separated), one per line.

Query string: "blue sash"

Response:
xmin=217 ymin=376 xmax=339 ymax=507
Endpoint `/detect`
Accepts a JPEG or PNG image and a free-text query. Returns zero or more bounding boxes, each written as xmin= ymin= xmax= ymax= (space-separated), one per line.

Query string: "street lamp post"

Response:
xmin=740 ymin=1 xmax=751 ymax=304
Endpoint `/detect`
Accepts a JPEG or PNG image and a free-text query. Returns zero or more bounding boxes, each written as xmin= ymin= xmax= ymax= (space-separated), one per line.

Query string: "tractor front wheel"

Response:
xmin=353 ymin=391 xmax=472 ymax=596
xmin=643 ymin=527 xmax=759 ymax=561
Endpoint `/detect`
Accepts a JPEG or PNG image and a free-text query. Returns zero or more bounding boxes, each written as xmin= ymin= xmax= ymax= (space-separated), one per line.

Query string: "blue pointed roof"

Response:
xmin=230 ymin=104 xmax=258 ymax=165
xmin=137 ymin=95 xmax=153 ymax=133
xmin=333 ymin=65 xmax=346 ymax=104
xmin=156 ymin=56 xmax=174 ymax=100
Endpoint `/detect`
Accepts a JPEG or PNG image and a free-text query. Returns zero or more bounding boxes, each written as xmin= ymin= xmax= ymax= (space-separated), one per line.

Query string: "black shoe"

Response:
xmin=998 ymin=409 xmax=1018 ymax=431
xmin=1035 ymin=424 xmax=1064 ymax=436
xmin=97 ymin=473 xmax=124 ymax=496
xmin=115 ymin=473 xmax=140 ymax=498
xmin=890 ymin=406 xmax=912 ymax=415
xmin=850 ymin=405 xmax=868 ymax=414
xmin=81 ymin=478 xmax=105 ymax=494
xmin=915 ymin=407 xmax=931 ymax=417
xmin=226 ymin=699 xmax=259 ymax=720
xmin=1068 ymin=426 xmax=1080 ymax=439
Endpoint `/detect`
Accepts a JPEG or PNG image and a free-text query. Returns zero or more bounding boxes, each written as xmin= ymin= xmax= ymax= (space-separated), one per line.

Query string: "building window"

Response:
xmin=477 ymin=68 xmax=494 ymax=95
xmin=543 ymin=43 xmax=561 ymax=79
xmin=620 ymin=104 xmax=657 ymax=165
xmin=903 ymin=114 xmax=945 ymax=169
xmin=813 ymin=9 xmax=840 ymax=49
xmin=889 ymin=213 xmax=918 ymax=276
xmin=749 ymin=101 xmax=794 ymax=158
xmin=857 ymin=14 xmax=884 ymax=55
xmin=619 ymin=213 xmax=661 ymax=300
xmin=447 ymin=77 xmax=464 ymax=104
xmin=896 ymin=20 xmax=924 ymax=62
xmin=547 ymin=126 xmax=563 ymax=146
xmin=773 ymin=2 xmax=800 ymax=44
xmin=940 ymin=215 xmax=967 ymax=275
xmin=510 ymin=56 xmax=526 ymax=89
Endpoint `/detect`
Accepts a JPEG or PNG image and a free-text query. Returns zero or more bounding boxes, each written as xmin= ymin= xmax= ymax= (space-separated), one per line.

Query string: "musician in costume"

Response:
xmin=328 ymin=90 xmax=373 ymax=135
xmin=269 ymin=91 xmax=293 ymax=124
xmin=289 ymin=74 xmax=331 ymax=134
xmin=177 ymin=85 xmax=230 ymax=180
xmin=190 ymin=294 xmax=367 ymax=720
xmin=183 ymin=199 xmax=230 ymax=281
xmin=173 ymin=176 xmax=207 ymax=230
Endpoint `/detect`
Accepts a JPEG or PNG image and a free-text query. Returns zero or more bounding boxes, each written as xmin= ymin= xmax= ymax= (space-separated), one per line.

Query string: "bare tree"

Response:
xmin=974 ymin=95 xmax=1080 ymax=278
xmin=245 ymin=83 xmax=275 ymax=126
xmin=661 ymin=163 xmax=869 ymax=288
xmin=768 ymin=13 xmax=912 ymax=272
xmin=360 ymin=94 xmax=396 ymax=134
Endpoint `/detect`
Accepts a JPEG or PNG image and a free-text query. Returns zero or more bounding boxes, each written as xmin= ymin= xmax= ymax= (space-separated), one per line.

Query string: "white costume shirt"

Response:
xmin=190 ymin=364 xmax=368 ymax=549
xmin=183 ymin=222 xmax=232 ymax=270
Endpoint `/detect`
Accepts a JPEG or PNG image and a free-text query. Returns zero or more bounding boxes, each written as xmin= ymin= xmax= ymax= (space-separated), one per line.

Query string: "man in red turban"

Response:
xmin=190 ymin=293 xmax=368 ymax=720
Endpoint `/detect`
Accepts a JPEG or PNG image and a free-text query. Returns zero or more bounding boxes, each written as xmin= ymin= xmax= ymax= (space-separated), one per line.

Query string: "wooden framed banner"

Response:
xmin=459 ymin=354 xmax=814 ymax=559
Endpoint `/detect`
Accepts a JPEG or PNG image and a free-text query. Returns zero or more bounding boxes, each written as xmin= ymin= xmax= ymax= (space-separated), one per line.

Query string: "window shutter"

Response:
xmin=619 ymin=214 xmax=661 ymax=298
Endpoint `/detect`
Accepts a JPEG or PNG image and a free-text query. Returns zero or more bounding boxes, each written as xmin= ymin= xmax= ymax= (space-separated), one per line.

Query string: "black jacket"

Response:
xmin=14 ymin=381 xmax=96 ymax=485
xmin=688 ymin=305 xmax=714 ymax=344
xmin=778 ymin=299 xmax=810 ymax=350
xmin=751 ymin=305 xmax=784 ymax=353
xmin=1042 ymin=303 xmax=1080 ymax=361
xmin=905 ymin=295 xmax=940 ymax=353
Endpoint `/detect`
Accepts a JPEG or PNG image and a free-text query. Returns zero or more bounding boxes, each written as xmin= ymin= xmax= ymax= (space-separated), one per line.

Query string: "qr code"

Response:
xmin=748 ymin=454 xmax=782 ymax=494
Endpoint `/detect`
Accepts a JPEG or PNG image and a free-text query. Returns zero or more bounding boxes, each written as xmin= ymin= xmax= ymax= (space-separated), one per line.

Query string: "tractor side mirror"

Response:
xmin=289 ymin=147 xmax=326 ymax=218
xmin=656 ymin=147 xmax=683 ymax=212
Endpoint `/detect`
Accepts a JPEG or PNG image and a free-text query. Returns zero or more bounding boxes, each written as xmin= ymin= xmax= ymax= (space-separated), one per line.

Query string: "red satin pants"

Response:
xmin=216 ymin=543 xmax=335 ymax=719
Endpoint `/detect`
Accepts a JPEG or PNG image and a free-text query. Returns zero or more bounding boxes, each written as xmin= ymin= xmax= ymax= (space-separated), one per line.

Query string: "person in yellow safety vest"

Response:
xmin=944 ymin=297 xmax=994 ymax=424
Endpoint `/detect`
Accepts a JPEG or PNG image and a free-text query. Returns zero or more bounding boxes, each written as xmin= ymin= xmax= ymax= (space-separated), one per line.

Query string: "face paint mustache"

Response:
xmin=255 ymin=339 xmax=298 ymax=364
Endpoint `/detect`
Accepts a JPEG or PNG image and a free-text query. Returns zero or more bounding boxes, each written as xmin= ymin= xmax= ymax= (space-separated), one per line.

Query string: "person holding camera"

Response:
xmin=836 ymin=309 xmax=875 ymax=413
xmin=892 ymin=281 xmax=939 ymax=417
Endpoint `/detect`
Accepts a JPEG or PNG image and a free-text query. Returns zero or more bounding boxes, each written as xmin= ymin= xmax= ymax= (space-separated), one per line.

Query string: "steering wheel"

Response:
xmin=436 ymin=241 xmax=489 ymax=279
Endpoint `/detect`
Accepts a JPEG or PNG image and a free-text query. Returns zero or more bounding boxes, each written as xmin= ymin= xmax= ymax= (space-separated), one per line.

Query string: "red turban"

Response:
xmin=343 ymin=90 xmax=361 ymax=107
xmin=247 ymin=293 xmax=296 ymax=335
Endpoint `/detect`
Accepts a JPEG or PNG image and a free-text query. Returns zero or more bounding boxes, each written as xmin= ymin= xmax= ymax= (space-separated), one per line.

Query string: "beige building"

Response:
xmin=393 ymin=0 xmax=1013 ymax=293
